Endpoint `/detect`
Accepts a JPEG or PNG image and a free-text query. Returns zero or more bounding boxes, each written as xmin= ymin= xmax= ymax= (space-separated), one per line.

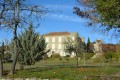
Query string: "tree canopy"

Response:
xmin=0 ymin=0 xmax=48 ymax=74
xmin=74 ymin=0 xmax=120 ymax=37
xmin=64 ymin=36 xmax=84 ymax=67
xmin=10 ymin=23 xmax=49 ymax=69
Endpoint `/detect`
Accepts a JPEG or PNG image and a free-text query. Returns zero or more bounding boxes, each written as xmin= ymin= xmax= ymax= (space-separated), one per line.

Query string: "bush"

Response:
xmin=103 ymin=52 xmax=119 ymax=60
xmin=84 ymin=53 xmax=95 ymax=60
xmin=78 ymin=53 xmax=95 ymax=60
xmin=92 ymin=54 xmax=104 ymax=63
xmin=51 ymin=53 xmax=61 ymax=59
xmin=64 ymin=55 xmax=70 ymax=61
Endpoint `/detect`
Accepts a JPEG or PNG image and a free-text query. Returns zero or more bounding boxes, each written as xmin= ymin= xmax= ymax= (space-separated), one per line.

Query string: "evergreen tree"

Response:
xmin=0 ymin=0 xmax=48 ymax=74
xmin=87 ymin=37 xmax=91 ymax=53
xmin=10 ymin=23 xmax=49 ymax=69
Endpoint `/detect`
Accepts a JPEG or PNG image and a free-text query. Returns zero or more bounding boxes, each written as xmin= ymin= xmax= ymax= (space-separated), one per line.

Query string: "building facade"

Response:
xmin=43 ymin=32 xmax=82 ymax=57
xmin=93 ymin=40 xmax=102 ymax=54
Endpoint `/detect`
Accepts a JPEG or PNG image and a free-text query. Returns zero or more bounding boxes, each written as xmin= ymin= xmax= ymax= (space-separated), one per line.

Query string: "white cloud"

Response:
xmin=45 ymin=4 xmax=73 ymax=10
xmin=46 ymin=14 xmax=88 ymax=23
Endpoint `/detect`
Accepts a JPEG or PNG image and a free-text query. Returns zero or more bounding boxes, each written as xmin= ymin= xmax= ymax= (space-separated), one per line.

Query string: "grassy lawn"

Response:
xmin=7 ymin=66 xmax=120 ymax=80
xmin=2 ymin=58 xmax=120 ymax=80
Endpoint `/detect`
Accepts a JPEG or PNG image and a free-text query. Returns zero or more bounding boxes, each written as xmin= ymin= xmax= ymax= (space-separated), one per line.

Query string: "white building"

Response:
xmin=43 ymin=32 xmax=82 ymax=57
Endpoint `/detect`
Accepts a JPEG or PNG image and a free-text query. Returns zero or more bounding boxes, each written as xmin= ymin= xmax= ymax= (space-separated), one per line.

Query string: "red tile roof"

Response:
xmin=43 ymin=32 xmax=70 ymax=36
xmin=96 ymin=40 xmax=102 ymax=43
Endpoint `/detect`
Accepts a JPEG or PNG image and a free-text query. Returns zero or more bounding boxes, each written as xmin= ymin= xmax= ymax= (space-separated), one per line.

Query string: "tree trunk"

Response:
xmin=10 ymin=24 xmax=18 ymax=75
xmin=10 ymin=0 xmax=20 ymax=75
xmin=83 ymin=53 xmax=86 ymax=66
xmin=76 ymin=53 xmax=79 ymax=67
xmin=0 ymin=54 xmax=3 ymax=78
xmin=0 ymin=42 xmax=4 ymax=78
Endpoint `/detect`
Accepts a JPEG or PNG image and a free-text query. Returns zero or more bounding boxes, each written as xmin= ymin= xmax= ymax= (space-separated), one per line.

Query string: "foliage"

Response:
xmin=64 ymin=37 xmax=83 ymax=55
xmin=51 ymin=54 xmax=61 ymax=59
xmin=4 ymin=53 xmax=12 ymax=62
xmin=10 ymin=23 xmax=49 ymax=69
xmin=116 ymin=44 xmax=120 ymax=58
xmin=83 ymin=53 xmax=95 ymax=60
xmin=116 ymin=44 xmax=120 ymax=61
xmin=64 ymin=37 xmax=76 ymax=54
xmin=0 ymin=0 xmax=48 ymax=74
xmin=9 ymin=66 xmax=120 ymax=80
xmin=86 ymin=37 xmax=93 ymax=53
xmin=64 ymin=55 xmax=70 ymax=61
xmin=102 ymin=44 xmax=116 ymax=53
xmin=74 ymin=0 xmax=120 ymax=36
xmin=95 ymin=0 xmax=120 ymax=28
xmin=18 ymin=23 xmax=49 ymax=66
xmin=103 ymin=52 xmax=119 ymax=63
xmin=0 ymin=0 xmax=48 ymax=30
xmin=92 ymin=54 xmax=104 ymax=63
xmin=64 ymin=36 xmax=84 ymax=67
xmin=0 ymin=42 xmax=4 ymax=60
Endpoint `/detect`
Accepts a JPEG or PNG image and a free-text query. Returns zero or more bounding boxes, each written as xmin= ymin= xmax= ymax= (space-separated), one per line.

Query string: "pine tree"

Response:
xmin=10 ymin=23 xmax=49 ymax=69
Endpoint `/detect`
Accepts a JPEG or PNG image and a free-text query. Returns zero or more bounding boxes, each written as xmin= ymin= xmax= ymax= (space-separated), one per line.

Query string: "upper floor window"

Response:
xmin=46 ymin=37 xmax=49 ymax=42
xmin=52 ymin=37 xmax=55 ymax=42
xmin=58 ymin=37 xmax=62 ymax=42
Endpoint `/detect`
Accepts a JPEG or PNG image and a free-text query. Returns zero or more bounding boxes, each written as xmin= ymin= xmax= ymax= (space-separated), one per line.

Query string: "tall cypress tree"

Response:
xmin=87 ymin=37 xmax=91 ymax=53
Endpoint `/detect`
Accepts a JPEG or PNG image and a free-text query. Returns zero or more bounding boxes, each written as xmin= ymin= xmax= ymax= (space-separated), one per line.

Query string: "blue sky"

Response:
xmin=0 ymin=0 xmax=118 ymax=44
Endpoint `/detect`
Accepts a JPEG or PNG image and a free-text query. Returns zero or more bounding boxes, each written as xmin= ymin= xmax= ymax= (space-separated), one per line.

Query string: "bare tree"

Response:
xmin=0 ymin=0 xmax=48 ymax=74
xmin=0 ymin=42 xmax=4 ymax=78
xmin=64 ymin=36 xmax=83 ymax=67
xmin=0 ymin=53 xmax=3 ymax=78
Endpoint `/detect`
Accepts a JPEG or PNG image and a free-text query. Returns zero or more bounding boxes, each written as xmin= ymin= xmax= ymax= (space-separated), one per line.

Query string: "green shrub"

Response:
xmin=91 ymin=54 xmax=104 ymax=63
xmin=65 ymin=55 xmax=70 ymax=61
xmin=102 ymin=51 xmax=120 ymax=63
xmin=51 ymin=53 xmax=61 ymax=59
xmin=84 ymin=53 xmax=95 ymax=60
xmin=79 ymin=53 xmax=95 ymax=60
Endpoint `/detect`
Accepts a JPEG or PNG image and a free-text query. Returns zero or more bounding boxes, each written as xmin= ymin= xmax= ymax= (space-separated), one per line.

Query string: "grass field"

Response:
xmin=2 ymin=57 xmax=120 ymax=80
xmin=9 ymin=66 xmax=120 ymax=80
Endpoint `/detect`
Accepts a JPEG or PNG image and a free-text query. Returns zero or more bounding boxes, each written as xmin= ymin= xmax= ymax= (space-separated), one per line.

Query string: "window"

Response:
xmin=46 ymin=37 xmax=49 ymax=42
xmin=72 ymin=36 xmax=75 ymax=41
xmin=58 ymin=44 xmax=61 ymax=49
xmin=52 ymin=37 xmax=55 ymax=42
xmin=46 ymin=44 xmax=49 ymax=48
xmin=52 ymin=44 xmax=55 ymax=49
xmin=58 ymin=37 xmax=62 ymax=42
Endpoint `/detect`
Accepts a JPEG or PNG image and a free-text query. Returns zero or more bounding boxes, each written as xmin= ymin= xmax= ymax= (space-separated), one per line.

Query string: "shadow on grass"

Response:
xmin=22 ymin=64 xmax=115 ymax=73
xmin=23 ymin=63 xmax=120 ymax=73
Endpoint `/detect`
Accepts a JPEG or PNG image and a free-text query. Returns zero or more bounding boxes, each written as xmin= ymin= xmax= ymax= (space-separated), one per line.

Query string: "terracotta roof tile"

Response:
xmin=96 ymin=40 xmax=102 ymax=42
xmin=43 ymin=32 xmax=70 ymax=36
